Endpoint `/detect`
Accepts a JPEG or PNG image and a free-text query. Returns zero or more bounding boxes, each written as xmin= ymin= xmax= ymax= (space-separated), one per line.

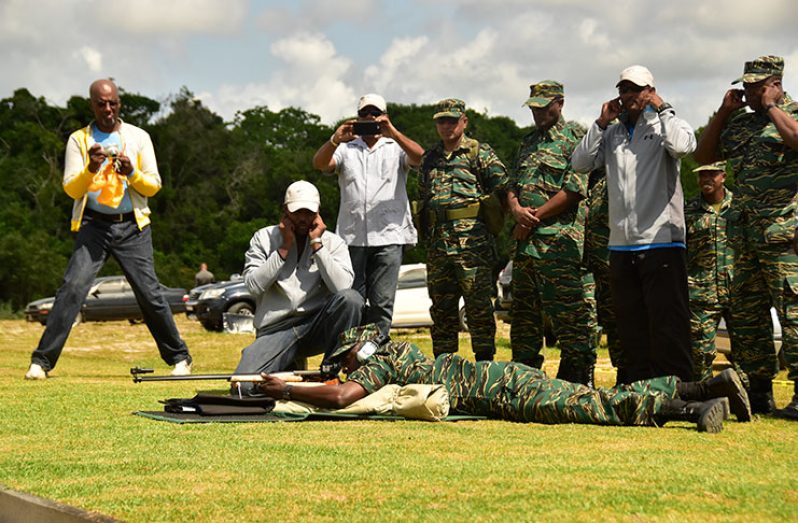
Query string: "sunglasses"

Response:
xmin=357 ymin=108 xmax=383 ymax=117
xmin=618 ymin=84 xmax=646 ymax=95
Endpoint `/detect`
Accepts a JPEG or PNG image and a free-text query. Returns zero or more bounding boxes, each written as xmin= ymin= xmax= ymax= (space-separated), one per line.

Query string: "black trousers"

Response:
xmin=609 ymin=247 xmax=693 ymax=383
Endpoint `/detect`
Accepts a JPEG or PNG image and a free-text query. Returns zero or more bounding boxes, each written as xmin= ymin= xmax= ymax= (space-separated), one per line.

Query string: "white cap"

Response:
xmin=284 ymin=181 xmax=320 ymax=213
xmin=357 ymin=93 xmax=387 ymax=113
xmin=616 ymin=65 xmax=655 ymax=88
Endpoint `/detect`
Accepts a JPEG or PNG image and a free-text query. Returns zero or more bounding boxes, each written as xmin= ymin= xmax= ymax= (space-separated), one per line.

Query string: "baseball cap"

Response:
xmin=693 ymin=161 xmax=727 ymax=173
xmin=524 ymin=80 xmax=564 ymax=108
xmin=616 ymin=65 xmax=655 ymax=88
xmin=328 ymin=324 xmax=381 ymax=361
xmin=732 ymin=55 xmax=784 ymax=85
xmin=283 ymin=180 xmax=320 ymax=213
xmin=433 ymin=98 xmax=467 ymax=119
xmin=358 ymin=93 xmax=387 ymax=113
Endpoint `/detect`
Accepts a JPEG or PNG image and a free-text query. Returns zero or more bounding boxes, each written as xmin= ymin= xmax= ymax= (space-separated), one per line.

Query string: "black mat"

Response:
xmin=134 ymin=410 xmax=485 ymax=424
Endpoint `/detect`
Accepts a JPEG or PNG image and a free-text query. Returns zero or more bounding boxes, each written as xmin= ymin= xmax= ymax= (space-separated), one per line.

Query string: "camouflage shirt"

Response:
xmin=509 ymin=118 xmax=587 ymax=259
xmin=347 ymin=341 xmax=540 ymax=419
xmin=684 ymin=189 xmax=734 ymax=306
xmin=583 ymin=173 xmax=610 ymax=270
xmin=419 ymin=135 xmax=507 ymax=255
xmin=719 ymin=94 xmax=798 ymax=219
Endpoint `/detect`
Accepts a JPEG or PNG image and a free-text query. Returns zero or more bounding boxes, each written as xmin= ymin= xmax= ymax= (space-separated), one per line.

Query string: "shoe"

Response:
xmin=474 ymin=351 xmax=494 ymax=362
xmin=656 ymin=398 xmax=728 ymax=433
xmin=171 ymin=360 xmax=192 ymax=376
xmin=25 ymin=363 xmax=47 ymax=380
xmin=749 ymin=377 xmax=776 ymax=415
xmin=677 ymin=369 xmax=751 ymax=422
xmin=773 ymin=382 xmax=798 ymax=421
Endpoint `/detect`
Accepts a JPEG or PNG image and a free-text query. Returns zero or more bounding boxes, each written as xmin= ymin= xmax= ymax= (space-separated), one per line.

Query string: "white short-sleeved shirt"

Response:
xmin=329 ymin=137 xmax=418 ymax=247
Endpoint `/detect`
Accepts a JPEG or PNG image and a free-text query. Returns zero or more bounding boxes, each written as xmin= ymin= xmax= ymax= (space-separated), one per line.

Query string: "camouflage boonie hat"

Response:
xmin=693 ymin=161 xmax=727 ymax=173
xmin=732 ymin=55 xmax=784 ymax=84
xmin=433 ymin=98 xmax=466 ymax=119
xmin=328 ymin=324 xmax=381 ymax=361
xmin=524 ymin=80 xmax=564 ymax=108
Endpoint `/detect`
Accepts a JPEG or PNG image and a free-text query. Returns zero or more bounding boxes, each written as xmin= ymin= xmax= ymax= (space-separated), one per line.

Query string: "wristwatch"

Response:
xmin=765 ymin=103 xmax=778 ymax=112
xmin=282 ymin=384 xmax=293 ymax=400
xmin=309 ymin=238 xmax=323 ymax=246
xmin=656 ymin=102 xmax=673 ymax=114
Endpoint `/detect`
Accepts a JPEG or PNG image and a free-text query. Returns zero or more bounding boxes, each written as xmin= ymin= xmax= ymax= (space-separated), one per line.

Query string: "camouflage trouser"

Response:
xmin=510 ymin=255 xmax=598 ymax=370
xmin=427 ymin=248 xmax=496 ymax=356
xmin=588 ymin=259 xmax=622 ymax=369
xmin=434 ymin=355 xmax=677 ymax=425
xmin=689 ymin=303 xmax=733 ymax=381
xmin=730 ymin=230 xmax=798 ymax=382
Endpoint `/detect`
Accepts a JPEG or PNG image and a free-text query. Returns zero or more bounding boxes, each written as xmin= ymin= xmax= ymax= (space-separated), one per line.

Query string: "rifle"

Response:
xmin=130 ymin=365 xmax=339 ymax=384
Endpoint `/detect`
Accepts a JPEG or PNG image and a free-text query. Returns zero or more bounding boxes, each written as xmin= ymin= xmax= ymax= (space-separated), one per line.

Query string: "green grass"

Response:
xmin=1 ymin=318 xmax=796 ymax=522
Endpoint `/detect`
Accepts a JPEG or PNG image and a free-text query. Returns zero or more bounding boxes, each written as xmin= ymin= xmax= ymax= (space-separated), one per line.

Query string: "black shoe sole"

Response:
xmin=698 ymin=398 xmax=728 ymax=433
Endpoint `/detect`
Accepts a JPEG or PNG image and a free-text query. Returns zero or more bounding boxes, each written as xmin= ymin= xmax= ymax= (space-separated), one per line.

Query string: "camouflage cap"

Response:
xmin=433 ymin=98 xmax=466 ymax=119
xmin=328 ymin=324 xmax=381 ymax=361
xmin=524 ymin=80 xmax=564 ymax=108
xmin=693 ymin=161 xmax=727 ymax=173
xmin=732 ymin=55 xmax=784 ymax=85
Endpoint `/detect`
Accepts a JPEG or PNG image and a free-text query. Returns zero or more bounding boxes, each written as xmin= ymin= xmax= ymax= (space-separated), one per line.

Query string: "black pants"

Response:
xmin=609 ymin=248 xmax=693 ymax=383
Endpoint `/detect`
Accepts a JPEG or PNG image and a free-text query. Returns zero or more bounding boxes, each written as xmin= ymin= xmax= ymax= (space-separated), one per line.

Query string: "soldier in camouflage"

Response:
xmin=694 ymin=55 xmax=798 ymax=419
xmin=583 ymin=171 xmax=624 ymax=383
xmin=418 ymin=99 xmax=507 ymax=361
xmin=506 ymin=81 xmax=598 ymax=385
xmin=684 ymin=162 xmax=737 ymax=381
xmin=256 ymin=324 xmax=753 ymax=431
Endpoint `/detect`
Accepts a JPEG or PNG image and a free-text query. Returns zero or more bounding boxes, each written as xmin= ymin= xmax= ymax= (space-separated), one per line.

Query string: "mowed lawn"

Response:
xmin=0 ymin=317 xmax=796 ymax=522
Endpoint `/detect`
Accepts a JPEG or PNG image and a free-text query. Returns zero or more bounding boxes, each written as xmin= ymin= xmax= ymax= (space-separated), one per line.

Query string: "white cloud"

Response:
xmin=113 ymin=0 xmax=247 ymax=34
xmin=78 ymin=46 xmax=103 ymax=72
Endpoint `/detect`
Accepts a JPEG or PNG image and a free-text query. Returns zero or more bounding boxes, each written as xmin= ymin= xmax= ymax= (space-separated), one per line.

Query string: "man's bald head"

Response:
xmin=89 ymin=79 xmax=121 ymax=132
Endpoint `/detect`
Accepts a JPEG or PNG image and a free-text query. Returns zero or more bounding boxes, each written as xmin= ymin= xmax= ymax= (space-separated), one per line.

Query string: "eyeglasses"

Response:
xmin=618 ymin=84 xmax=645 ymax=95
xmin=358 ymin=108 xmax=383 ymax=117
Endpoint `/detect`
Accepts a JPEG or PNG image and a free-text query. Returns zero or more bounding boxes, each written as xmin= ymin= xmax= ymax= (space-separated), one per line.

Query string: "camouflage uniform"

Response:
xmin=419 ymin=99 xmax=507 ymax=358
xmin=684 ymin=172 xmax=736 ymax=381
xmin=583 ymin=172 xmax=623 ymax=376
xmin=509 ymin=82 xmax=597 ymax=380
xmin=718 ymin=59 xmax=798 ymax=388
xmin=347 ymin=339 xmax=678 ymax=425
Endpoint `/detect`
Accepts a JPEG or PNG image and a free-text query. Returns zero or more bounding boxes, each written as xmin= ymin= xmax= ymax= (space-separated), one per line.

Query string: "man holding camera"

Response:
xmin=231 ymin=181 xmax=363 ymax=395
xmin=313 ymin=94 xmax=423 ymax=337
xmin=694 ymin=55 xmax=798 ymax=418
xmin=418 ymin=99 xmax=507 ymax=361
xmin=25 ymin=79 xmax=193 ymax=379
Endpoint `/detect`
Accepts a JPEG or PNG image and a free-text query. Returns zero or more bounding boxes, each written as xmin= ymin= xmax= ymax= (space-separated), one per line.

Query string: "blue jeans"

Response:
xmin=349 ymin=244 xmax=403 ymax=336
xmin=30 ymin=216 xmax=191 ymax=371
xmin=233 ymin=289 xmax=363 ymax=394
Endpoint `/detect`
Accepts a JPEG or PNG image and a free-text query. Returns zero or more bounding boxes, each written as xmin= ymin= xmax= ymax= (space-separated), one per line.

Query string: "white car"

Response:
xmin=391 ymin=263 xmax=467 ymax=330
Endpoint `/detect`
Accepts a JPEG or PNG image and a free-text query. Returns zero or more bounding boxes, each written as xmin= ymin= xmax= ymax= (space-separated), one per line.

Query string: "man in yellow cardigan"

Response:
xmin=25 ymin=79 xmax=192 ymax=380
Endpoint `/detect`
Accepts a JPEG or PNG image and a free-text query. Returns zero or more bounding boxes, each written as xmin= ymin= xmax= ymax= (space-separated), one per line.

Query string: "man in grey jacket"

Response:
xmin=572 ymin=65 xmax=696 ymax=383
xmin=232 ymin=181 xmax=363 ymax=393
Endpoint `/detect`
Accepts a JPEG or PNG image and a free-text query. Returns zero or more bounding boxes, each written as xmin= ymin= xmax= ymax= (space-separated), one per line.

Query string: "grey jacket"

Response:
xmin=571 ymin=108 xmax=696 ymax=247
xmin=243 ymin=226 xmax=354 ymax=329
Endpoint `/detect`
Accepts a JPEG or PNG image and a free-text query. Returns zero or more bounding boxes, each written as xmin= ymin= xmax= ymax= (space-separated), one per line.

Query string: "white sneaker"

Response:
xmin=171 ymin=360 xmax=192 ymax=376
xmin=25 ymin=363 xmax=47 ymax=380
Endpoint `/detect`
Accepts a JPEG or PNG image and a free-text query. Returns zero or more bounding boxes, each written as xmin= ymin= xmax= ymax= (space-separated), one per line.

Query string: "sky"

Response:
xmin=2 ymin=0 xmax=797 ymax=130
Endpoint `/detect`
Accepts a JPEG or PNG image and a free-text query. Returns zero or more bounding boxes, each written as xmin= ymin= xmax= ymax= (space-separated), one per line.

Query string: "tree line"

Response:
xmin=0 ymin=86 xmax=705 ymax=311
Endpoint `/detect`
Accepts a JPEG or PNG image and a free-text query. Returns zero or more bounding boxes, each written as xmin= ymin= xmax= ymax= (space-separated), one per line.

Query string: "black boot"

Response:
xmin=774 ymin=381 xmax=798 ymax=421
xmin=474 ymin=351 xmax=494 ymax=362
xmin=614 ymin=367 xmax=629 ymax=387
xmin=677 ymin=369 xmax=751 ymax=422
xmin=749 ymin=377 xmax=776 ymax=415
xmin=655 ymin=398 xmax=728 ymax=433
xmin=556 ymin=364 xmax=595 ymax=388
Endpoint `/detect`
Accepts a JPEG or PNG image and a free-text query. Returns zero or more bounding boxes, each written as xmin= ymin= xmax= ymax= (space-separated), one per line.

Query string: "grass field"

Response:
xmin=1 ymin=317 xmax=796 ymax=522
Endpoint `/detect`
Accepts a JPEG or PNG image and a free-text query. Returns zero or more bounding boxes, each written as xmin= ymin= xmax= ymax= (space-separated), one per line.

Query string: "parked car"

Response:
xmin=24 ymin=276 xmax=187 ymax=326
xmin=392 ymin=263 xmax=471 ymax=331
xmin=190 ymin=277 xmax=255 ymax=332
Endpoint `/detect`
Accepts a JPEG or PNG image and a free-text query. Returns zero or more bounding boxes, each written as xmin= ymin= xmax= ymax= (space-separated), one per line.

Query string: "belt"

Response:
xmin=433 ymin=203 xmax=480 ymax=222
xmin=84 ymin=208 xmax=135 ymax=223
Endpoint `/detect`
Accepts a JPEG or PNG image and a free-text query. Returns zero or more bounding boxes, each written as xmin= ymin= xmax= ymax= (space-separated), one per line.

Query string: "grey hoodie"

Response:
xmin=571 ymin=108 xmax=696 ymax=247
